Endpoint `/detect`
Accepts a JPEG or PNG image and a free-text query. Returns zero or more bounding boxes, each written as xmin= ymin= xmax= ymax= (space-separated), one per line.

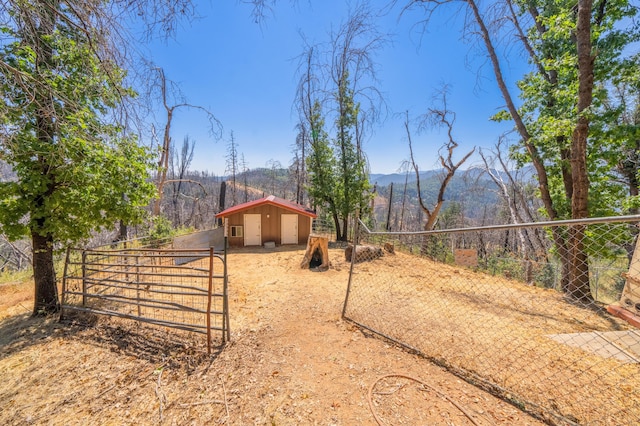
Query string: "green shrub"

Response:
xmin=142 ymin=216 xmax=175 ymax=248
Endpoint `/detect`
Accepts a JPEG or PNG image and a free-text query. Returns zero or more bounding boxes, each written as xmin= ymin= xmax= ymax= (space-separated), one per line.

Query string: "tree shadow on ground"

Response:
xmin=0 ymin=311 xmax=223 ymax=372
xmin=0 ymin=313 xmax=72 ymax=360
xmin=563 ymin=296 xmax=630 ymax=331
xmin=69 ymin=315 xmax=224 ymax=372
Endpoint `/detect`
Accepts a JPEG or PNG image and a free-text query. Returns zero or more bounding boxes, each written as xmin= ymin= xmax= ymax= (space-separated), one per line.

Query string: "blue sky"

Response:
xmin=146 ymin=0 xmax=526 ymax=175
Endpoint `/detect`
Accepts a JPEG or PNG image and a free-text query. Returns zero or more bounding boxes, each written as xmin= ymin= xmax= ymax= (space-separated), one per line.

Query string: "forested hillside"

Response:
xmin=151 ymin=165 xmax=518 ymax=234
xmin=370 ymin=168 xmax=504 ymax=231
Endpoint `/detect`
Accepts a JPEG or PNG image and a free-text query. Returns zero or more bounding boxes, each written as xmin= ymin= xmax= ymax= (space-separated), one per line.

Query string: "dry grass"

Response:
xmin=0 ymin=280 xmax=32 ymax=320
xmin=0 ymin=246 xmax=558 ymax=425
xmin=346 ymin=249 xmax=640 ymax=425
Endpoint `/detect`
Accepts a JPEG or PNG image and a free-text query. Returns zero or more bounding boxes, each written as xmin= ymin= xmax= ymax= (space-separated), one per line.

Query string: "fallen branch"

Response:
xmin=221 ymin=377 xmax=230 ymax=419
xmin=155 ymin=369 xmax=167 ymax=422
xmin=178 ymin=400 xmax=224 ymax=408
xmin=95 ymin=384 xmax=117 ymax=399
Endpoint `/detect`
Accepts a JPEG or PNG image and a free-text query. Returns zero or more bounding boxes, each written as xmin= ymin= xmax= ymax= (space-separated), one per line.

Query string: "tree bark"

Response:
xmin=465 ymin=0 xmax=592 ymax=299
xmin=32 ymin=230 xmax=59 ymax=315
xmin=466 ymin=0 xmax=558 ymax=222
xmin=153 ymin=68 xmax=174 ymax=216
xmin=31 ymin=0 xmax=59 ymax=315
xmin=300 ymin=235 xmax=330 ymax=270
xmin=332 ymin=210 xmax=344 ymax=242
xmin=119 ymin=221 xmax=128 ymax=241
xmin=568 ymin=224 xmax=590 ymax=300
xmin=567 ymin=0 xmax=595 ymax=302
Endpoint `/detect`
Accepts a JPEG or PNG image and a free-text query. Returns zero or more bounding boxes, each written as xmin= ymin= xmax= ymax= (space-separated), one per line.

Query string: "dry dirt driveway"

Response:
xmin=0 ymin=245 xmax=545 ymax=425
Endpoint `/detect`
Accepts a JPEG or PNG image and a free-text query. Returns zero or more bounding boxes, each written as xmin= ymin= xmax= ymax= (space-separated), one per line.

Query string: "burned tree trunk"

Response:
xmin=300 ymin=235 xmax=330 ymax=270
xmin=345 ymin=244 xmax=383 ymax=263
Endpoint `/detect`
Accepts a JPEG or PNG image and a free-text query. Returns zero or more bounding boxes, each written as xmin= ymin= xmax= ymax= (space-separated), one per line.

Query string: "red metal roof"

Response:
xmin=216 ymin=195 xmax=317 ymax=218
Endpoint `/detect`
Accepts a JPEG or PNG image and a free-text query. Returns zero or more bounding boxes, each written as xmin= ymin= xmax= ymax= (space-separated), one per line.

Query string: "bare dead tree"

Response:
xmin=293 ymin=36 xmax=323 ymax=208
xmin=166 ymin=179 xmax=207 ymax=227
xmin=328 ymin=2 xmax=388 ymax=158
xmin=225 ymin=131 xmax=239 ymax=206
xmin=291 ymin=122 xmax=308 ymax=205
xmin=0 ymin=235 xmax=32 ymax=272
xmin=479 ymin=138 xmax=547 ymax=262
xmin=385 ymin=182 xmax=394 ymax=231
xmin=167 ymin=135 xmax=195 ymax=226
xmin=266 ymin=159 xmax=282 ymax=196
xmin=405 ymin=93 xmax=475 ymax=233
xmin=327 ymin=2 xmax=388 ymax=140
xmin=150 ymin=134 xmax=213 ymax=228
xmin=398 ymin=160 xmax=412 ymax=231
xmin=294 ymin=37 xmax=323 ymax=131
xmin=241 ymin=0 xmax=277 ymax=25
xmin=150 ymin=67 xmax=221 ymax=216
xmin=240 ymin=153 xmax=249 ymax=203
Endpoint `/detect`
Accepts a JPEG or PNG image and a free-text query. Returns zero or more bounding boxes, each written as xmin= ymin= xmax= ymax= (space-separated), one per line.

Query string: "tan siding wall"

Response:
xmin=225 ymin=216 xmax=244 ymax=247
xmin=298 ymin=216 xmax=311 ymax=245
xmin=222 ymin=205 xmax=313 ymax=247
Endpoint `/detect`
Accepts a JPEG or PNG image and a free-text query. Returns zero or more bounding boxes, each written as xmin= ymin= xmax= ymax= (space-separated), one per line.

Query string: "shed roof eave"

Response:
xmin=216 ymin=195 xmax=316 ymax=219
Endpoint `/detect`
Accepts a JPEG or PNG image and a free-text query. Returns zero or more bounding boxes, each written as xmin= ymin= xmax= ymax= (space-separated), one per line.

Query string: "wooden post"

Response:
xmin=300 ymin=234 xmax=330 ymax=270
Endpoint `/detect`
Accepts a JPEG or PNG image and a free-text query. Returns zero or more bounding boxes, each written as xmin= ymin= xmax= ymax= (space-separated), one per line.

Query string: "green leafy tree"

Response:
xmin=306 ymin=100 xmax=340 ymax=233
xmin=0 ymin=1 xmax=156 ymax=315
xmin=296 ymin=3 xmax=384 ymax=242
xmin=608 ymin=53 xmax=640 ymax=214
xmin=404 ymin=0 xmax=638 ymax=301
xmin=510 ymin=0 xmax=637 ymax=215
xmin=332 ymin=73 xmax=371 ymax=241
xmin=324 ymin=3 xmax=384 ymax=240
xmin=506 ymin=0 xmax=638 ymax=300
xmin=304 ymin=75 xmax=371 ymax=242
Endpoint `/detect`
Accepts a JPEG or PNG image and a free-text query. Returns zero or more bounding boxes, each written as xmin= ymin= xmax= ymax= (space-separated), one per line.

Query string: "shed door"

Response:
xmin=281 ymin=214 xmax=298 ymax=245
xmin=244 ymin=214 xmax=261 ymax=246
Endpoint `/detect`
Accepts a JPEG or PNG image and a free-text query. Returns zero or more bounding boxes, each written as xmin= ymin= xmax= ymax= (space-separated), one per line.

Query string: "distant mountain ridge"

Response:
xmin=213 ymin=165 xmax=537 ymax=225
xmin=370 ymin=166 xmax=535 ymax=188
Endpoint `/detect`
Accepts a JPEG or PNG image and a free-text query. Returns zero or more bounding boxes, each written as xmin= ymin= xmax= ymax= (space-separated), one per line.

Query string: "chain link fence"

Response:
xmin=342 ymin=216 xmax=640 ymax=425
xmin=312 ymin=216 xmax=358 ymax=245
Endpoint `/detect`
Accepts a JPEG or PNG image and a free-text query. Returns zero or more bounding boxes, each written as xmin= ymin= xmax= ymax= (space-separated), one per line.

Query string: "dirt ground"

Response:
xmin=0 ymin=245 xmax=547 ymax=425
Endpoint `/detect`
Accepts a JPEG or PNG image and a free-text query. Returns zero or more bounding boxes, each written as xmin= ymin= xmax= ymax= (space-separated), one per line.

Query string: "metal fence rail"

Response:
xmin=60 ymin=246 xmax=229 ymax=353
xmin=343 ymin=216 xmax=640 ymax=425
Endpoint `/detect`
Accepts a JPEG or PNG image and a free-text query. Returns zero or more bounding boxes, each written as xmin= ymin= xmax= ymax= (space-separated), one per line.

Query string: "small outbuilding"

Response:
xmin=216 ymin=195 xmax=317 ymax=248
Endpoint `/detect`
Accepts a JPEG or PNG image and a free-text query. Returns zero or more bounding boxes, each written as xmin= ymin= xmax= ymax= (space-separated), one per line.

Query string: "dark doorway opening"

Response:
xmin=309 ymin=248 xmax=323 ymax=268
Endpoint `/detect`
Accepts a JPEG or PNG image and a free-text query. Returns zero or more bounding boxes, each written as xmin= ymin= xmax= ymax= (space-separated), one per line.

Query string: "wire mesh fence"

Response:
xmin=60 ymin=245 xmax=229 ymax=353
xmin=342 ymin=216 xmax=640 ymax=425
xmin=311 ymin=216 xmax=358 ymax=245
